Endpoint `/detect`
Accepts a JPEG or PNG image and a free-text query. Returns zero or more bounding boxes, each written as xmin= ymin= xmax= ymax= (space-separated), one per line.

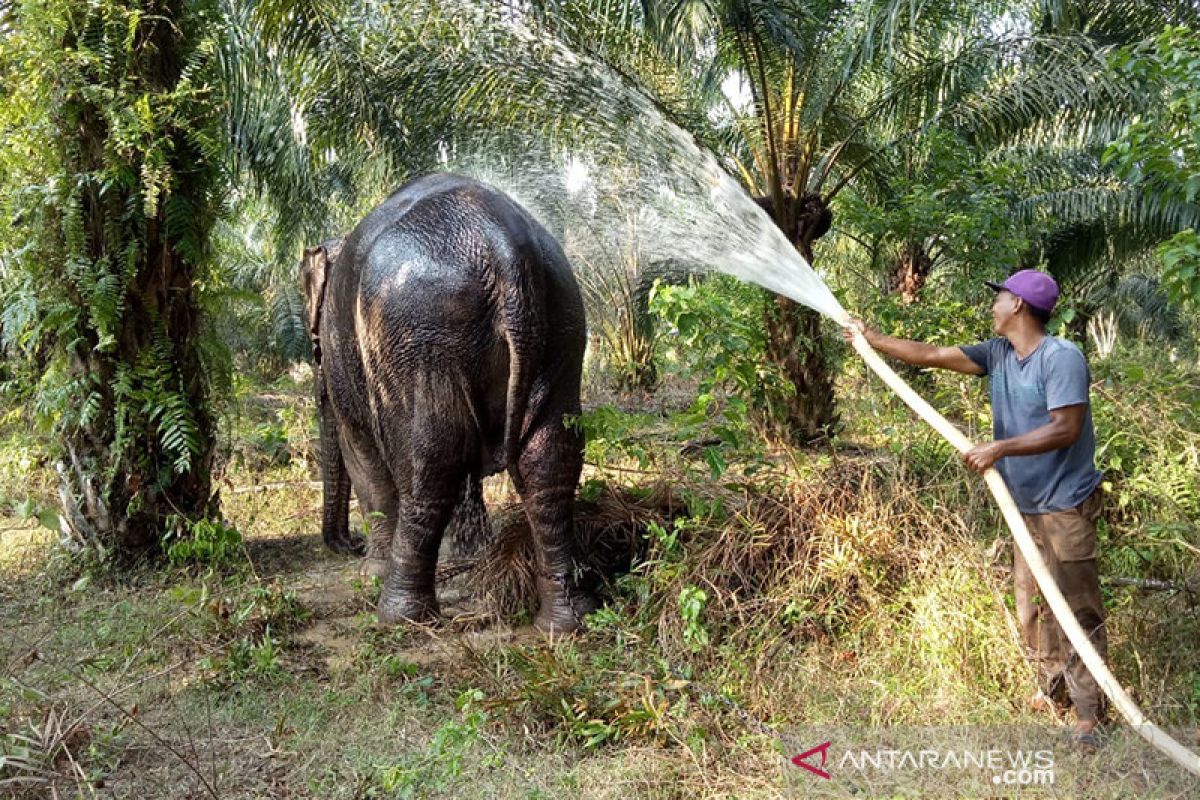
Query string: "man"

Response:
xmin=845 ymin=269 xmax=1106 ymax=748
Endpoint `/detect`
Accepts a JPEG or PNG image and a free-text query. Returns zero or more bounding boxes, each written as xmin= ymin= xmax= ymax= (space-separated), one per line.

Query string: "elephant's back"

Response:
xmin=350 ymin=178 xmax=505 ymax=342
xmin=321 ymin=174 xmax=585 ymax=477
xmin=345 ymin=174 xmax=581 ymax=335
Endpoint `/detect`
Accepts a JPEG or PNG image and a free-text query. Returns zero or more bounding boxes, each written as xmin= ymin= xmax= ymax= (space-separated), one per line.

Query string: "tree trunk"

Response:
xmin=51 ymin=2 xmax=218 ymax=559
xmin=888 ymin=242 xmax=934 ymax=304
xmin=758 ymin=193 xmax=839 ymax=443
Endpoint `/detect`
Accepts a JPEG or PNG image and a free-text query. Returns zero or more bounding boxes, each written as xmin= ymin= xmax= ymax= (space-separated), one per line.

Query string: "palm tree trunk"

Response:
xmin=59 ymin=224 xmax=216 ymax=555
xmin=760 ymin=195 xmax=839 ymax=443
xmin=888 ymin=242 xmax=934 ymax=304
xmin=51 ymin=1 xmax=217 ymax=558
xmin=763 ymin=294 xmax=838 ymax=442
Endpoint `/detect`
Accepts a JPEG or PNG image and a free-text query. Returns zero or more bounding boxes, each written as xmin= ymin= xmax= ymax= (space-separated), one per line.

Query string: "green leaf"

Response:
xmin=37 ymin=509 xmax=61 ymax=533
xmin=703 ymin=446 xmax=727 ymax=479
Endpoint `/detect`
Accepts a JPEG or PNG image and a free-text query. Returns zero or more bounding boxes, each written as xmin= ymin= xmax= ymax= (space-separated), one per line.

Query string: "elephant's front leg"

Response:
xmin=357 ymin=483 xmax=399 ymax=579
xmin=340 ymin=429 xmax=398 ymax=576
xmin=317 ymin=382 xmax=365 ymax=556
xmin=515 ymin=422 xmax=598 ymax=634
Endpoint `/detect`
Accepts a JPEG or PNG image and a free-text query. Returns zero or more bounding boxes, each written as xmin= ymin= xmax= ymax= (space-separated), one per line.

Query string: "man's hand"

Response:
xmin=842 ymin=318 xmax=878 ymax=347
xmin=962 ymin=441 xmax=1006 ymax=473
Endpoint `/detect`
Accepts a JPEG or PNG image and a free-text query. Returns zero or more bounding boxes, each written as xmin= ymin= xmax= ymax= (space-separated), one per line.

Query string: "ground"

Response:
xmin=2 ymin=372 xmax=1199 ymax=798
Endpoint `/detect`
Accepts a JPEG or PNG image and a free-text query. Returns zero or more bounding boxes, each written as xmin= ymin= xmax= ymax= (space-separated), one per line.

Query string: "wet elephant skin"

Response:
xmin=300 ymin=173 xmax=597 ymax=633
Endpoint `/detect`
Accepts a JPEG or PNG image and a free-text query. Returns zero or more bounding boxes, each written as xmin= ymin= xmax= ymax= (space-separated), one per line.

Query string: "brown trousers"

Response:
xmin=1014 ymin=489 xmax=1107 ymax=723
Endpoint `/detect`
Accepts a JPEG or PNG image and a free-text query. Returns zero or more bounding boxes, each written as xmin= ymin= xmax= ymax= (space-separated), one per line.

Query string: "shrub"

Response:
xmin=162 ymin=516 xmax=244 ymax=569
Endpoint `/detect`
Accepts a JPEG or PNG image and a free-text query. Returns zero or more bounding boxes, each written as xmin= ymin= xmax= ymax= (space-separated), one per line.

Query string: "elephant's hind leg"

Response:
xmin=377 ymin=411 xmax=470 ymax=625
xmin=378 ymin=494 xmax=457 ymax=624
xmin=513 ymin=420 xmax=598 ymax=634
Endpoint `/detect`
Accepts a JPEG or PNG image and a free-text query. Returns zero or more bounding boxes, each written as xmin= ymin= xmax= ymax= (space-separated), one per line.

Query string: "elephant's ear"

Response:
xmin=300 ymin=244 xmax=331 ymax=359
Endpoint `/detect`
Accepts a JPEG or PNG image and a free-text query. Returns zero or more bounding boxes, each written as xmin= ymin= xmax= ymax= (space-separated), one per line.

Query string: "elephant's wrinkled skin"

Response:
xmin=300 ymin=173 xmax=597 ymax=633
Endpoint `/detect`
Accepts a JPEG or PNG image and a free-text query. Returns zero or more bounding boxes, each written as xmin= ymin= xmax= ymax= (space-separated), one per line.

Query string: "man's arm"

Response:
xmin=843 ymin=320 xmax=984 ymax=375
xmin=962 ymin=404 xmax=1087 ymax=473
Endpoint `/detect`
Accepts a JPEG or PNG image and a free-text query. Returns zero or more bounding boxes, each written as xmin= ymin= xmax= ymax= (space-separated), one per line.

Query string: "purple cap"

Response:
xmin=985 ymin=269 xmax=1059 ymax=313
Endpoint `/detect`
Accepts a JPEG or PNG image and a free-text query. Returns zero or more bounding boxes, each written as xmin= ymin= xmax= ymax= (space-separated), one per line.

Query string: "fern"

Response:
xmin=87 ymin=267 xmax=125 ymax=352
xmin=165 ymin=194 xmax=207 ymax=265
xmin=139 ymin=329 xmax=202 ymax=476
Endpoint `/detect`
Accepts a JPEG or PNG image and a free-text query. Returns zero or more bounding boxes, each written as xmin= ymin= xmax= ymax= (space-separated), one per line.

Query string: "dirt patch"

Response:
xmin=243 ymin=530 xmax=344 ymax=581
xmin=291 ymin=616 xmax=361 ymax=673
xmin=279 ymin=555 xmax=561 ymax=678
xmin=268 ymin=481 xmax=681 ymax=679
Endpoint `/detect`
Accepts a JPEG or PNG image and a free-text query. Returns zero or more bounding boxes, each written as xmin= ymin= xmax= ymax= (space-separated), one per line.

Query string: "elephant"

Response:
xmin=300 ymin=173 xmax=598 ymax=633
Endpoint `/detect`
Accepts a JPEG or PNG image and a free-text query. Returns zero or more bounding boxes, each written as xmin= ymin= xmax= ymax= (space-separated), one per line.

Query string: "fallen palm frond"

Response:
xmin=457 ymin=481 xmax=682 ymax=619
xmin=0 ymin=707 xmax=92 ymax=796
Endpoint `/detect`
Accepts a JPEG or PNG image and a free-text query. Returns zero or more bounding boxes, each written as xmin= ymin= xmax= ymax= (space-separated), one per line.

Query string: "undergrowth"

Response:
xmin=1 ymin=334 xmax=1198 ymax=797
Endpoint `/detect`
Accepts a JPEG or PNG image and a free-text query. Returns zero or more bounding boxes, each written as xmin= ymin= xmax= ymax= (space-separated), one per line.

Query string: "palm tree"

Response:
xmin=585 ymin=0 xmax=1142 ymax=438
xmin=832 ymin=127 xmax=1027 ymax=305
xmin=849 ymin=0 xmax=1200 ymax=307
xmin=986 ymin=1 xmax=1200 ymax=323
xmin=0 ymin=0 xmax=223 ymax=557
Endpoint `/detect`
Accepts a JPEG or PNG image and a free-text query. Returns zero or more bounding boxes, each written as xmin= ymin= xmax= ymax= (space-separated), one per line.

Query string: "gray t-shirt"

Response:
xmin=959 ymin=336 xmax=1102 ymax=514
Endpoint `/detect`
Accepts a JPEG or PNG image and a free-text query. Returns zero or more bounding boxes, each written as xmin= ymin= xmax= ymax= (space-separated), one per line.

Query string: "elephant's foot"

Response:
xmin=324 ymin=530 xmax=366 ymax=556
xmin=378 ymin=570 xmax=439 ymax=625
xmin=377 ymin=588 xmax=440 ymax=625
xmin=534 ymin=574 xmax=598 ymax=634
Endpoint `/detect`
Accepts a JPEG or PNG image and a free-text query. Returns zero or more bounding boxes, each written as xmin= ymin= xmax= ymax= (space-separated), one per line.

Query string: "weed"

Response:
xmin=644 ymin=519 xmax=684 ymax=560
xmin=202 ymin=626 xmax=286 ymax=685
xmin=0 ymin=707 xmax=93 ymax=794
xmin=678 ymin=585 xmax=710 ymax=652
xmin=571 ymin=405 xmax=657 ymax=469
xmin=237 ymin=583 xmax=309 ymax=631
xmin=162 ymin=516 xmax=244 ymax=569
xmin=364 ymin=688 xmax=494 ymax=798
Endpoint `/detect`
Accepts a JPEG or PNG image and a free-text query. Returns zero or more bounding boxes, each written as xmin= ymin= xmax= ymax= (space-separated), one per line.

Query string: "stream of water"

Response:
xmin=394 ymin=2 xmax=850 ymax=325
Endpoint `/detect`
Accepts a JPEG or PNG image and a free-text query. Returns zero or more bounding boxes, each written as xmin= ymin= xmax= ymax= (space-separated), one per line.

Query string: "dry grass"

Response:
xmin=458 ymin=481 xmax=682 ymax=618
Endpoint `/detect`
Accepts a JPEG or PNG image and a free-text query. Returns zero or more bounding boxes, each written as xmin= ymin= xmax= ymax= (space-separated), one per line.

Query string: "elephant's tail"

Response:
xmin=498 ymin=258 xmax=544 ymax=491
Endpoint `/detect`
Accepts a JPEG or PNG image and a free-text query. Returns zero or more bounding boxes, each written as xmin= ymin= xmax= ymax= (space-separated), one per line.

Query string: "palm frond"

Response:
xmin=1098 ymin=272 xmax=1189 ymax=342
xmin=268 ymin=281 xmax=311 ymax=363
xmin=1038 ymin=0 xmax=1200 ymax=44
xmin=1015 ymin=183 xmax=1200 ymax=235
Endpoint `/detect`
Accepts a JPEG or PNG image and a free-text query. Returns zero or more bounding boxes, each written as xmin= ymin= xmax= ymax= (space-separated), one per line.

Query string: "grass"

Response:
xmin=2 ymin=347 xmax=1199 ymax=798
